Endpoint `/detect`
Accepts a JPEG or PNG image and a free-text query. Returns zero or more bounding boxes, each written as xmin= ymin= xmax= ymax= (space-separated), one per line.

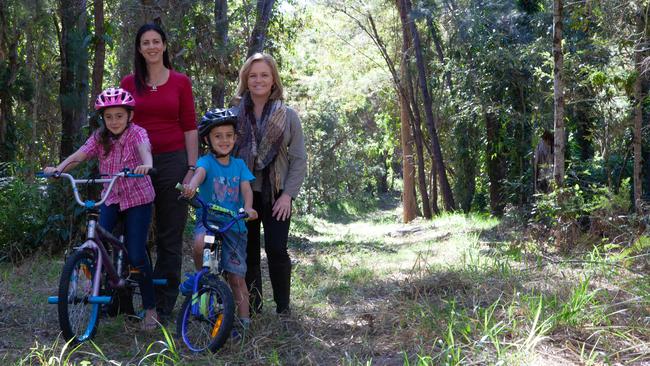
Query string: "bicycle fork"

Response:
xmin=47 ymin=241 xmax=113 ymax=305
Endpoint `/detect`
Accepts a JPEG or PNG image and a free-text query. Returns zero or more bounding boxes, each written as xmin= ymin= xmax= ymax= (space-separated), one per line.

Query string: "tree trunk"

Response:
xmin=89 ymin=0 xmax=105 ymax=130
xmin=400 ymin=0 xmax=455 ymax=211
xmin=59 ymin=0 xmax=89 ymax=159
xmin=0 ymin=2 xmax=20 ymax=162
xmin=212 ymin=0 xmax=228 ymax=108
xmin=139 ymin=0 xmax=163 ymax=25
xmin=399 ymin=9 xmax=432 ymax=218
xmin=634 ymin=8 xmax=646 ymax=213
xmin=553 ymin=0 xmax=565 ymax=188
xmin=426 ymin=15 xmax=453 ymax=94
xmin=247 ymin=0 xmax=275 ymax=57
xmin=485 ymin=112 xmax=506 ymax=216
xmin=400 ymin=87 xmax=417 ymax=223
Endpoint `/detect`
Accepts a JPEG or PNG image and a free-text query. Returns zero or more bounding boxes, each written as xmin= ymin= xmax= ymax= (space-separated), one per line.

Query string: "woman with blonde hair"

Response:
xmin=232 ymin=53 xmax=307 ymax=315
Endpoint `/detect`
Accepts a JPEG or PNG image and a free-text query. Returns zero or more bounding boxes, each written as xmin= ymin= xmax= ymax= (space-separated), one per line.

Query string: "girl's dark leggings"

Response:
xmin=100 ymin=202 xmax=155 ymax=310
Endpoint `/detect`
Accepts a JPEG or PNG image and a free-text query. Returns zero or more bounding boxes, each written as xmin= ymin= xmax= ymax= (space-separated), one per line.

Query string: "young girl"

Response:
xmin=44 ymin=87 xmax=159 ymax=330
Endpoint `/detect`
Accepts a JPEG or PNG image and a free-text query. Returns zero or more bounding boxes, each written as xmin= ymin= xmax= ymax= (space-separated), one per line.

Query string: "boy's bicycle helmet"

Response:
xmin=94 ymin=87 xmax=136 ymax=111
xmin=198 ymin=107 xmax=238 ymax=139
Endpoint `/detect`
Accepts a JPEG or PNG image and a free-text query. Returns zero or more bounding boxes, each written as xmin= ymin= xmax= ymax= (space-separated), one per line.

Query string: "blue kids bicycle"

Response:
xmin=39 ymin=170 xmax=166 ymax=344
xmin=174 ymin=183 xmax=248 ymax=352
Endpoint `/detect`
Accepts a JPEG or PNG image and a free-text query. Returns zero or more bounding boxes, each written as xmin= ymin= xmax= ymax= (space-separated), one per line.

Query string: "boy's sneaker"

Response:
xmin=179 ymin=272 xmax=196 ymax=296
xmin=230 ymin=317 xmax=251 ymax=342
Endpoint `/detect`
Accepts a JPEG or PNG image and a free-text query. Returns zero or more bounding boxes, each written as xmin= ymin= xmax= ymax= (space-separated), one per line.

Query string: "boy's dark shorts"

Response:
xmin=194 ymin=221 xmax=247 ymax=277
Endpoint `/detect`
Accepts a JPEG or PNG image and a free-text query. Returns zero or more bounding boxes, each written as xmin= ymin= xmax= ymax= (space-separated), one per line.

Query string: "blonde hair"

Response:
xmin=232 ymin=53 xmax=284 ymax=105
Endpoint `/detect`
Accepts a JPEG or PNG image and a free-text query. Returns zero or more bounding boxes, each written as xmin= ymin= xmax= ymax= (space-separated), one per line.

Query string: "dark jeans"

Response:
xmin=100 ymin=203 xmax=155 ymax=310
xmin=246 ymin=191 xmax=292 ymax=314
xmin=151 ymin=150 xmax=188 ymax=315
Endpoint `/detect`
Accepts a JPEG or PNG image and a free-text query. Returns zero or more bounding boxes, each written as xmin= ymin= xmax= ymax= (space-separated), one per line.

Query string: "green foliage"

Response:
xmin=532 ymin=178 xmax=631 ymax=226
xmin=0 ymin=177 xmax=49 ymax=262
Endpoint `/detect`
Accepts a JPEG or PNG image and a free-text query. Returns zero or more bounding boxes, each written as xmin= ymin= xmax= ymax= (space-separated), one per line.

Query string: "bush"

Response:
xmin=0 ymin=178 xmax=49 ymax=262
xmin=531 ymin=179 xmax=635 ymax=248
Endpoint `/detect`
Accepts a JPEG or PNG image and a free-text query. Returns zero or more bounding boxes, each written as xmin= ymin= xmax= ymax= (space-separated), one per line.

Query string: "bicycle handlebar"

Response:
xmin=37 ymin=168 xmax=156 ymax=209
xmin=174 ymin=183 xmax=248 ymax=233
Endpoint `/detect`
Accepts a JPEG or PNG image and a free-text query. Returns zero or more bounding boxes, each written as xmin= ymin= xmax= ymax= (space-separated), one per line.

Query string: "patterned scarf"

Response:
xmin=235 ymin=92 xmax=287 ymax=203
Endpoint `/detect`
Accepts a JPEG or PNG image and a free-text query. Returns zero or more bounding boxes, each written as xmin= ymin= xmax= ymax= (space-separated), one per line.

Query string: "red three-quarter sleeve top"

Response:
xmin=120 ymin=70 xmax=197 ymax=155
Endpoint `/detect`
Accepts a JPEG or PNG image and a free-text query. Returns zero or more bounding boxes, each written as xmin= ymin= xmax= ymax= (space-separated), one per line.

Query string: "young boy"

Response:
xmin=180 ymin=107 xmax=258 ymax=330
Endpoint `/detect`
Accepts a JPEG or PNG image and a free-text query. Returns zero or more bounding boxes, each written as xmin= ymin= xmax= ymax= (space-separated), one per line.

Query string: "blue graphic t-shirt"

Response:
xmin=197 ymin=154 xmax=255 ymax=233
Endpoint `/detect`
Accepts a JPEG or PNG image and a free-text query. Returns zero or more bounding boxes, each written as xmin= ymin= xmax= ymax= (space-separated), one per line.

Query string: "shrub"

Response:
xmin=0 ymin=178 xmax=49 ymax=262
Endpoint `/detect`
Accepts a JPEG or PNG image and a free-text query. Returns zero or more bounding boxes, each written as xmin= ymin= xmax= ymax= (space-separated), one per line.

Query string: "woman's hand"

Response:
xmin=133 ymin=165 xmax=152 ymax=175
xmin=272 ymin=193 xmax=292 ymax=221
xmin=182 ymin=169 xmax=194 ymax=185
xmin=181 ymin=183 xmax=197 ymax=198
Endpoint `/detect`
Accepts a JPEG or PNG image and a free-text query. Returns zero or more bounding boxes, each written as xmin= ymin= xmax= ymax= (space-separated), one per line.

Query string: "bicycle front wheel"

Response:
xmin=58 ymin=249 xmax=100 ymax=343
xmin=177 ymin=276 xmax=235 ymax=352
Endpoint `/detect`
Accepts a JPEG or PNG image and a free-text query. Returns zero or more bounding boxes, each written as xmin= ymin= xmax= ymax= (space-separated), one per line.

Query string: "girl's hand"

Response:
xmin=182 ymin=183 xmax=197 ymax=198
xmin=43 ymin=167 xmax=58 ymax=175
xmin=133 ymin=165 xmax=152 ymax=175
xmin=245 ymin=208 xmax=258 ymax=221
xmin=272 ymin=193 xmax=292 ymax=221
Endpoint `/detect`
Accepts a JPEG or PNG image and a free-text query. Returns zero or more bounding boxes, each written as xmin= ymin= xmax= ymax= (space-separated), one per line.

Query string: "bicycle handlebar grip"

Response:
xmin=174 ymin=183 xmax=202 ymax=209
xmin=36 ymin=171 xmax=59 ymax=178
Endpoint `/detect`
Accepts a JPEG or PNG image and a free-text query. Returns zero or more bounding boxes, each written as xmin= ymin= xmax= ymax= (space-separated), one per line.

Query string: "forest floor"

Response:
xmin=1 ymin=196 xmax=649 ymax=365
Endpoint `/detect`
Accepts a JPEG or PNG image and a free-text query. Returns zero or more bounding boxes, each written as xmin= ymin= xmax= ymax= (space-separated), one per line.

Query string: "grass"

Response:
xmin=1 ymin=205 xmax=648 ymax=365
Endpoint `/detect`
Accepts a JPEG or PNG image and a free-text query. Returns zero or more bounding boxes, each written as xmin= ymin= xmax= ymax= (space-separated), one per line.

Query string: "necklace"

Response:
xmin=147 ymin=69 xmax=168 ymax=92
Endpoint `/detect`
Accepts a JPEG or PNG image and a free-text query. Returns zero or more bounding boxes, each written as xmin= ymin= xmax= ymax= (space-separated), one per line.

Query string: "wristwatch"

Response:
xmin=188 ymin=165 xmax=196 ymax=172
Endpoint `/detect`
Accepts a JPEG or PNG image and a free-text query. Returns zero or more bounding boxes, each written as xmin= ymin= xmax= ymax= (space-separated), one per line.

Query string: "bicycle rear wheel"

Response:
xmin=177 ymin=275 xmax=235 ymax=352
xmin=58 ymin=249 xmax=100 ymax=343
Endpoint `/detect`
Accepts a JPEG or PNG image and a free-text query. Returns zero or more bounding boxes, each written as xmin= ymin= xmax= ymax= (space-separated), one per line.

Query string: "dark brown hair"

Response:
xmin=133 ymin=24 xmax=172 ymax=95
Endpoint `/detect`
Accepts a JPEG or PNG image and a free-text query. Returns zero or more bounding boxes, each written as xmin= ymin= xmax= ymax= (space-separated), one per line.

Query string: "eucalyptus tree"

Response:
xmin=553 ymin=0 xmax=565 ymax=189
xmin=58 ymin=0 xmax=89 ymax=159
xmin=247 ymin=0 xmax=276 ymax=57
xmin=400 ymin=0 xmax=455 ymax=211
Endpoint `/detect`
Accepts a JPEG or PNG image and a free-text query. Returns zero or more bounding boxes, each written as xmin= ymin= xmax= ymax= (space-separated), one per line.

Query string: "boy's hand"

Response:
xmin=182 ymin=183 xmax=197 ymax=198
xmin=245 ymin=208 xmax=258 ymax=221
xmin=133 ymin=165 xmax=152 ymax=175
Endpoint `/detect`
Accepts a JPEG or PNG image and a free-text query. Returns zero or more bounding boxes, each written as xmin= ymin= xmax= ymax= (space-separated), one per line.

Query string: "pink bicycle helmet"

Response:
xmin=94 ymin=87 xmax=136 ymax=111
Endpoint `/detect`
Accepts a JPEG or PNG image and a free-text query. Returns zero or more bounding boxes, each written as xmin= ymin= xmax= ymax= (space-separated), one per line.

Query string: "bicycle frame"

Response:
xmin=175 ymin=183 xmax=247 ymax=311
xmin=43 ymin=172 xmax=165 ymax=306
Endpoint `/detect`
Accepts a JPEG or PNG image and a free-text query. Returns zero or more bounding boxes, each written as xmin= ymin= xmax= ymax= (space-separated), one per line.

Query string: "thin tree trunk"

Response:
xmin=485 ymin=112 xmax=505 ymax=216
xmin=553 ymin=0 xmax=565 ymax=188
xmin=399 ymin=11 xmax=432 ymax=218
xmin=634 ymin=8 xmax=646 ymax=213
xmin=0 ymin=3 xmax=20 ymax=162
xmin=90 ymin=0 xmax=105 ymax=130
xmin=400 ymin=85 xmax=417 ymax=223
xmin=59 ymin=0 xmax=89 ymax=159
xmin=212 ymin=0 xmax=228 ymax=107
xmin=247 ymin=0 xmax=275 ymax=57
xmin=426 ymin=15 xmax=453 ymax=94
xmin=401 ymin=0 xmax=455 ymax=211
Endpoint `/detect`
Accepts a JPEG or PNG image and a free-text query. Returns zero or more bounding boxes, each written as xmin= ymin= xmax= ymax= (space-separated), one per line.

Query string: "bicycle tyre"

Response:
xmin=177 ymin=275 xmax=235 ymax=352
xmin=58 ymin=249 xmax=100 ymax=343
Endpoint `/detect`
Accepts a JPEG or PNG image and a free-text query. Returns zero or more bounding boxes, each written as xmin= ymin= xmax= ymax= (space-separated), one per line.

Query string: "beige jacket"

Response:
xmin=250 ymin=107 xmax=307 ymax=198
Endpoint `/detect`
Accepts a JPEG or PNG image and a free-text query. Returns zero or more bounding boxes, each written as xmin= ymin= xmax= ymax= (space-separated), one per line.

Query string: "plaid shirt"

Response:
xmin=80 ymin=124 xmax=155 ymax=210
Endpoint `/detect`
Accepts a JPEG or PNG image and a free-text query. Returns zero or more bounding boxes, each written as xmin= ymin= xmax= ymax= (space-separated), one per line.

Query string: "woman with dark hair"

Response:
xmin=232 ymin=53 xmax=307 ymax=315
xmin=120 ymin=23 xmax=198 ymax=319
